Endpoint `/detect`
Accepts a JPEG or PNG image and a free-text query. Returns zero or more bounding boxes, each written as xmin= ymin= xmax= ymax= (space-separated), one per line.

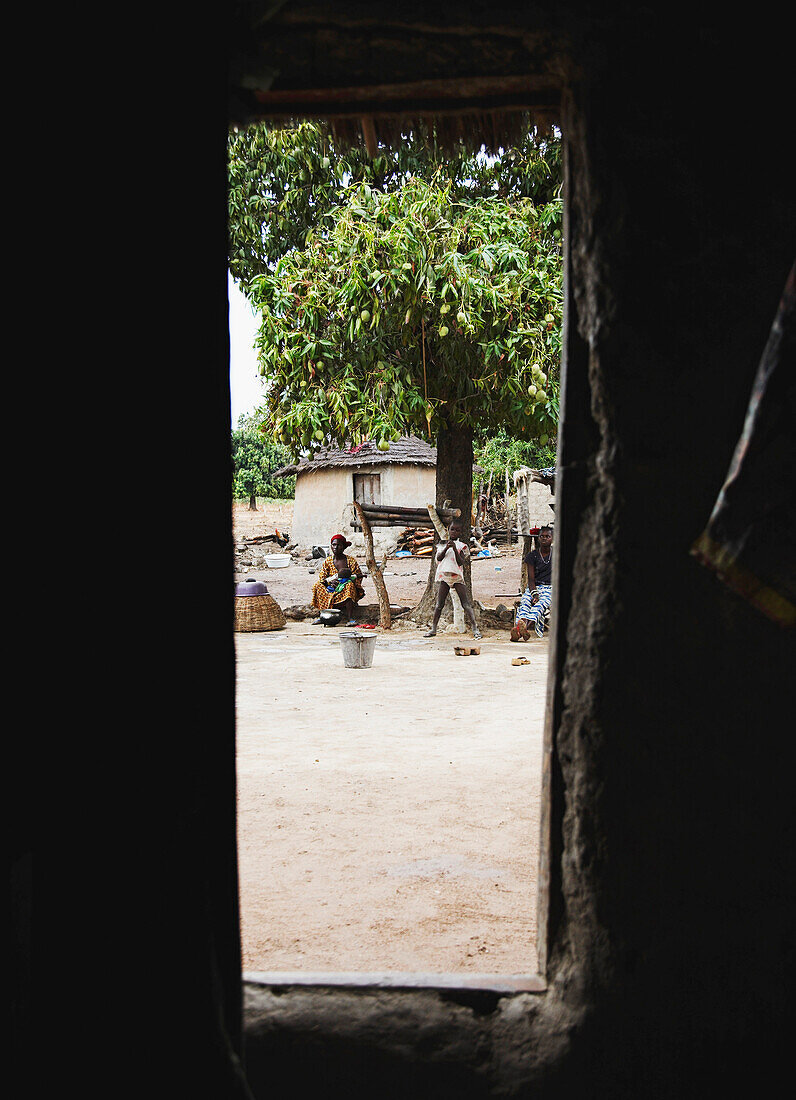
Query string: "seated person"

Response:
xmin=511 ymin=525 xmax=554 ymax=641
xmin=311 ymin=534 xmax=365 ymax=626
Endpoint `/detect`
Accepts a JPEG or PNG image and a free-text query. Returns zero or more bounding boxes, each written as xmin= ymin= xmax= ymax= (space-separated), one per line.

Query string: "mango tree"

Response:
xmin=245 ymin=171 xmax=561 ymax=608
xmin=227 ymin=120 xmax=562 ymax=285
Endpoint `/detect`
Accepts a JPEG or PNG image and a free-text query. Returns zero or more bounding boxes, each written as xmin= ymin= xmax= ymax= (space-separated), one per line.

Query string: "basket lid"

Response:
xmin=235 ymin=579 xmax=269 ymax=596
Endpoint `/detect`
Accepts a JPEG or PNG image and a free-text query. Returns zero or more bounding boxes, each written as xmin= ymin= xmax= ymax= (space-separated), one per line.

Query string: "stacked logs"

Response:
xmin=396 ymin=527 xmax=436 ymax=556
xmin=350 ymin=502 xmax=460 ymax=530
xmin=351 ymin=503 xmax=462 ymax=558
xmin=479 ymin=525 xmax=519 ymax=542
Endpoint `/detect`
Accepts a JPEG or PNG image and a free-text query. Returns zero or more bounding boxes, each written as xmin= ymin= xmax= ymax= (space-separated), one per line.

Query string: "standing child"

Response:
xmin=424 ymin=521 xmax=482 ymax=639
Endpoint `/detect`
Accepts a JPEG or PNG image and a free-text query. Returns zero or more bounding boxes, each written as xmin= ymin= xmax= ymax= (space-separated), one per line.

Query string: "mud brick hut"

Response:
xmin=16 ymin=5 xmax=794 ymax=1100
xmin=273 ymin=436 xmax=436 ymax=552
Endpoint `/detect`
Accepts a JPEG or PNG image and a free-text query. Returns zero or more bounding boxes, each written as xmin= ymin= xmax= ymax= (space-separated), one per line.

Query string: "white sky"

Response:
xmin=228 ymin=272 xmax=264 ymax=426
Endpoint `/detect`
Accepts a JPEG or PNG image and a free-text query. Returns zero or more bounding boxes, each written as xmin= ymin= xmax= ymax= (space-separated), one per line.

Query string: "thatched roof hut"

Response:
xmin=275 ymin=436 xmax=437 ymax=551
xmin=273 ymin=435 xmax=436 ymax=478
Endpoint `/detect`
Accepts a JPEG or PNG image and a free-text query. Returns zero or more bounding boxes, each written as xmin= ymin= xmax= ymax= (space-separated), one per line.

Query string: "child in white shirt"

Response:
xmin=424 ymin=521 xmax=481 ymax=639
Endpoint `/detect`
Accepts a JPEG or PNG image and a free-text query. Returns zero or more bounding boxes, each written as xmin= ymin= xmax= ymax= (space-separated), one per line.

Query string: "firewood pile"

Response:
xmin=474 ymin=499 xmax=519 ymax=545
xmin=240 ymin=528 xmax=291 ymax=548
xmin=478 ymin=525 xmax=519 ymax=542
xmin=351 ymin=502 xmax=460 ymax=530
xmin=395 ymin=524 xmax=514 ymax=556
xmin=350 ymin=502 xmax=460 ymax=558
xmin=395 ymin=527 xmax=437 ymax=556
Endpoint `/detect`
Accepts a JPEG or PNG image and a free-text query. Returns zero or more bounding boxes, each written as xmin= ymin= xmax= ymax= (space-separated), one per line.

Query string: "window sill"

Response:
xmin=244 ymin=970 xmax=546 ymax=994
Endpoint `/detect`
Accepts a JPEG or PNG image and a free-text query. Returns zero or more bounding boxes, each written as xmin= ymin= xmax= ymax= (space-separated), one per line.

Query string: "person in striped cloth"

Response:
xmin=510 ymin=525 xmax=554 ymax=641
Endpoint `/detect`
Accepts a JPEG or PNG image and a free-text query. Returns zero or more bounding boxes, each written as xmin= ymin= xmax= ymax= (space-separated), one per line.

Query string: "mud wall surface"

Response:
xmin=21 ymin=8 xmax=792 ymax=1100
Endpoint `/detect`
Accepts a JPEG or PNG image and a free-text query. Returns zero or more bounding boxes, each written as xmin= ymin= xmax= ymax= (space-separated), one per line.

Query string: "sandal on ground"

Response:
xmin=311 ymin=617 xmax=323 ymax=625
xmin=346 ymin=619 xmax=357 ymax=626
xmin=473 ymin=629 xmax=482 ymax=640
xmin=423 ymin=630 xmax=436 ymax=638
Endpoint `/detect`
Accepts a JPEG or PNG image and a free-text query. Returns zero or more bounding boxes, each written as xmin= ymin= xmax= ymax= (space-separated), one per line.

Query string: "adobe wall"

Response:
xmin=522 ymin=481 xmax=555 ymax=532
xmin=291 ymin=467 xmax=354 ymax=548
xmin=291 ymin=464 xmax=437 ymax=554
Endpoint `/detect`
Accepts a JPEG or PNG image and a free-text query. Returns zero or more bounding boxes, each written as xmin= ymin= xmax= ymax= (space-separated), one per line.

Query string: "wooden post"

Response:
xmin=352 ymin=501 xmax=391 ymax=630
xmin=505 ymin=468 xmax=511 ymax=547
xmin=516 ymin=471 xmax=531 ymax=538
xmin=360 ymin=116 xmax=377 ymax=158
xmin=521 ymin=536 xmax=531 ymax=591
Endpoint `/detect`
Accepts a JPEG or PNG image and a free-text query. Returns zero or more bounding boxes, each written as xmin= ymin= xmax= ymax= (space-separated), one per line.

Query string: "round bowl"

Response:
xmin=235 ymin=579 xmax=269 ymax=596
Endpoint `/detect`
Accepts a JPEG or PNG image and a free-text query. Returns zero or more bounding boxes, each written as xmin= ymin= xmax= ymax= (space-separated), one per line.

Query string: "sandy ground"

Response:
xmin=234 ymin=501 xmax=547 ymax=976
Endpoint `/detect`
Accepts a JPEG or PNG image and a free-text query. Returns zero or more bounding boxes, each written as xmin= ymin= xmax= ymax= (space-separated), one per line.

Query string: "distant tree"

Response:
xmin=475 ymin=428 xmax=557 ymax=491
xmin=231 ymin=414 xmax=295 ymax=507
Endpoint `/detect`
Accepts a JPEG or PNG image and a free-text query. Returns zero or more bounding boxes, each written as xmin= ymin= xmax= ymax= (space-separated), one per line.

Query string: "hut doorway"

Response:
xmin=353 ymin=472 xmax=381 ymax=507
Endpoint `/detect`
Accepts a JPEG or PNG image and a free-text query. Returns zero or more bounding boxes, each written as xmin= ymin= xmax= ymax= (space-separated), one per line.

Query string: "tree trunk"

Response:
xmin=248 ymin=494 xmax=258 ymax=511
xmin=414 ymin=423 xmax=474 ymax=620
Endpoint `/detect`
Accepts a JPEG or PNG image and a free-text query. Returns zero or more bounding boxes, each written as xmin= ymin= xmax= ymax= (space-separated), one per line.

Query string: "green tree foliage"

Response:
xmin=474 ymin=428 xmax=556 ymax=490
xmin=227 ymin=120 xmax=562 ymax=286
xmin=249 ymin=174 xmax=560 ymax=456
xmin=231 ymin=414 xmax=295 ymax=503
xmin=227 ymin=122 xmax=562 ymax=462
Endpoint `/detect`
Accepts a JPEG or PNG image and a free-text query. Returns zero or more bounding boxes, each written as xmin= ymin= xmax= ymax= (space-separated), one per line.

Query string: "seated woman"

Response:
xmin=311 ymin=533 xmax=365 ymax=626
xmin=511 ymin=525 xmax=554 ymax=641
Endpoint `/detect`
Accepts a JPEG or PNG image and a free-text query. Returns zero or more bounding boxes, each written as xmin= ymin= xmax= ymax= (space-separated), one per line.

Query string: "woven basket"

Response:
xmin=234 ymin=593 xmax=286 ymax=632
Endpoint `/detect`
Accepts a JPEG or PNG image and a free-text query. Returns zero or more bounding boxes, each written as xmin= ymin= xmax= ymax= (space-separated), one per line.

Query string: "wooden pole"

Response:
xmin=505 ymin=468 xmax=511 ymax=547
xmin=360 ymin=511 xmax=452 ymax=523
xmin=521 ymin=536 xmax=531 ymax=591
xmin=360 ymin=116 xmax=377 ymax=157
xmin=352 ymin=517 xmax=437 ymax=529
xmin=353 ymin=501 xmax=391 ymax=629
xmin=360 ymin=503 xmax=460 ymax=518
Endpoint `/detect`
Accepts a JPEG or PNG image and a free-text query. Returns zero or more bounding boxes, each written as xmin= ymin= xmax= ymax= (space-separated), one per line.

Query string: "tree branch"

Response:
xmin=353 ymin=501 xmax=391 ymax=630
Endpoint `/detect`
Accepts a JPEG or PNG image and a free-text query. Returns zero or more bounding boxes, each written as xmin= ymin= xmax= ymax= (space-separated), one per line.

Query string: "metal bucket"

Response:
xmin=339 ymin=631 xmax=377 ymax=669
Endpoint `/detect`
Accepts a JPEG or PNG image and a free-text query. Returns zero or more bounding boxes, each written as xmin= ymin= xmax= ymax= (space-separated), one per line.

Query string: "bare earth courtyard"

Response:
xmin=234 ymin=502 xmax=547 ymax=976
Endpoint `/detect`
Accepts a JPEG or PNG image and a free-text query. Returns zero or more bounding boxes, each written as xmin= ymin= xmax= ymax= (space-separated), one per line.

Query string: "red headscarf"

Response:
xmin=330 ymin=534 xmax=351 ymax=549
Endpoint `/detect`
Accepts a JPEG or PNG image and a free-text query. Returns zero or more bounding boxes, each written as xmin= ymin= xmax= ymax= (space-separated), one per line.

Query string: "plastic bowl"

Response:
xmin=235 ymin=579 xmax=269 ymax=596
xmin=265 ymin=554 xmax=291 ymax=568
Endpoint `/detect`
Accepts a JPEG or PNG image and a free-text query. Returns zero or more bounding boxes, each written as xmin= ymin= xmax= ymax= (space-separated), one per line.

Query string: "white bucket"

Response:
xmin=339 ymin=631 xmax=377 ymax=669
xmin=265 ymin=554 xmax=290 ymax=568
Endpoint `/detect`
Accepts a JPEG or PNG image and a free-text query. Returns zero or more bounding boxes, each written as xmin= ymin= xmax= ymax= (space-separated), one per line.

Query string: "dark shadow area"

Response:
xmin=12 ymin=5 xmax=794 ymax=1099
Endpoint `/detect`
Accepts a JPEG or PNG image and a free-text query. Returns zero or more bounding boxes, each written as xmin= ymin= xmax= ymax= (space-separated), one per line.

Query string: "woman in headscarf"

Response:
xmin=311 ymin=534 xmax=366 ymax=626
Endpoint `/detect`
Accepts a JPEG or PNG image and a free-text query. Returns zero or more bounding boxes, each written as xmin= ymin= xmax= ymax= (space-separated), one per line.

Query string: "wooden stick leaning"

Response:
xmin=505 ymin=467 xmax=511 ymax=548
xmin=352 ymin=500 xmax=391 ymax=630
